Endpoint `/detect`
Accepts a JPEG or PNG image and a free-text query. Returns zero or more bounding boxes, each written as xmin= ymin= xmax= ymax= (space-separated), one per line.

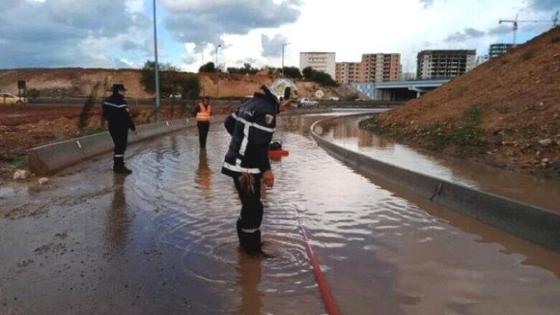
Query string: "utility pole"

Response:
xmin=215 ymin=44 xmax=222 ymax=98
xmin=281 ymin=42 xmax=290 ymax=77
xmin=152 ymin=0 xmax=161 ymax=121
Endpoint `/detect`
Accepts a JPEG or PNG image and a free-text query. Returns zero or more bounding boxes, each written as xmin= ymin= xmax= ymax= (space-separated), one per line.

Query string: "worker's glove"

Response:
xmin=262 ymin=170 xmax=274 ymax=188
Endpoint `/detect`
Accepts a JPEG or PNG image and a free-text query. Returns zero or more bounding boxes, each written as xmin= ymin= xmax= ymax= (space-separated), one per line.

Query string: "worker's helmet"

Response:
xmin=266 ymin=78 xmax=298 ymax=103
xmin=112 ymin=84 xmax=127 ymax=94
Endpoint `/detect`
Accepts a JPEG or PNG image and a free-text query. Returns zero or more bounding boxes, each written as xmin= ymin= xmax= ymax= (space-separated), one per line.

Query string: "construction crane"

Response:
xmin=499 ymin=10 xmax=560 ymax=46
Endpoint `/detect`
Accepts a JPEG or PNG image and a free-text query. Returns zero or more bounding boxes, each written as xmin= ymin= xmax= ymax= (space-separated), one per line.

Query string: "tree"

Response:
xmin=180 ymin=75 xmax=200 ymax=100
xmin=140 ymin=60 xmax=200 ymax=100
xmin=199 ymin=62 xmax=217 ymax=73
xmin=301 ymin=66 xmax=337 ymax=86
xmin=227 ymin=63 xmax=259 ymax=74
xmin=302 ymin=66 xmax=314 ymax=80
xmin=282 ymin=66 xmax=302 ymax=79
xmin=310 ymin=71 xmax=337 ymax=86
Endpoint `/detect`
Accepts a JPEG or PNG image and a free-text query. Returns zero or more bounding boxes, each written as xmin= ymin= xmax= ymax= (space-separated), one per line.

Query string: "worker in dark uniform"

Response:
xmin=102 ymin=84 xmax=136 ymax=174
xmin=192 ymin=97 xmax=212 ymax=149
xmin=222 ymin=79 xmax=296 ymax=256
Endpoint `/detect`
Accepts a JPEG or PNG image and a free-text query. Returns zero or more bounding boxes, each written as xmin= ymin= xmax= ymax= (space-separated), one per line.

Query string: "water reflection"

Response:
xmin=105 ymin=175 xmax=130 ymax=249
xmin=195 ymin=150 xmax=212 ymax=196
xmin=236 ymin=253 xmax=263 ymax=315
xmin=315 ymin=114 xmax=560 ymax=211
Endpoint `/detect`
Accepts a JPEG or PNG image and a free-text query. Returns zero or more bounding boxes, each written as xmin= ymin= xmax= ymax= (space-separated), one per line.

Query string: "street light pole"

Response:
xmin=215 ymin=44 xmax=222 ymax=98
xmin=281 ymin=42 xmax=289 ymax=77
xmin=152 ymin=0 xmax=161 ymax=121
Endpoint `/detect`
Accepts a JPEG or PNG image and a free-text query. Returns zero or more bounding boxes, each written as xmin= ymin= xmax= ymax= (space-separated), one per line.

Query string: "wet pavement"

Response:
xmin=316 ymin=114 xmax=560 ymax=212
xmin=1 ymin=113 xmax=560 ymax=315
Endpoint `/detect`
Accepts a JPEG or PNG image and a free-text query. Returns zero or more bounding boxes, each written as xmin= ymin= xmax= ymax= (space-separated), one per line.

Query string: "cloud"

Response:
xmin=261 ymin=34 xmax=288 ymax=57
xmin=161 ymin=0 xmax=301 ymax=51
xmin=445 ymin=27 xmax=485 ymax=42
xmin=529 ymin=0 xmax=560 ymax=11
xmin=0 ymin=0 xmax=151 ymax=68
xmin=419 ymin=0 xmax=436 ymax=8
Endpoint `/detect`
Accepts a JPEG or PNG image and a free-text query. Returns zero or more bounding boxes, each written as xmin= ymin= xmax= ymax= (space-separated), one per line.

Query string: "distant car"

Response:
xmin=298 ymin=97 xmax=319 ymax=107
xmin=0 ymin=93 xmax=26 ymax=106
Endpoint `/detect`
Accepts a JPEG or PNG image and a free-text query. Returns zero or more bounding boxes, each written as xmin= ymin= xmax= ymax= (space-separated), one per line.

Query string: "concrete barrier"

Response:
xmin=29 ymin=115 xmax=227 ymax=175
xmin=311 ymin=116 xmax=560 ymax=252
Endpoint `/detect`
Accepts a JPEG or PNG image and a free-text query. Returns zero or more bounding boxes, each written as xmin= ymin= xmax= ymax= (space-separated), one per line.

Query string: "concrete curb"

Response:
xmin=310 ymin=115 xmax=560 ymax=252
xmin=29 ymin=115 xmax=227 ymax=175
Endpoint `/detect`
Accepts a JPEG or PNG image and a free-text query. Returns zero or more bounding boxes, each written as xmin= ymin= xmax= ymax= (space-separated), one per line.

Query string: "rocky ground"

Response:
xmin=361 ymin=27 xmax=560 ymax=179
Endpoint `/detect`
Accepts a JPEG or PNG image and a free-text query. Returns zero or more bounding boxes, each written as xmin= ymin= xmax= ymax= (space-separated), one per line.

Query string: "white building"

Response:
xmin=299 ymin=52 xmax=336 ymax=79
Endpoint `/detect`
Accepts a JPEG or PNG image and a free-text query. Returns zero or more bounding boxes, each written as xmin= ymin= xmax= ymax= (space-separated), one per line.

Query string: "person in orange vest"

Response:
xmin=192 ymin=97 xmax=213 ymax=149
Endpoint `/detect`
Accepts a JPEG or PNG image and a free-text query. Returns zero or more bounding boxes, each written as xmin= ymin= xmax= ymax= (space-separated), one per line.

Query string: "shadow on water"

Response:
xmin=105 ymin=174 xmax=130 ymax=250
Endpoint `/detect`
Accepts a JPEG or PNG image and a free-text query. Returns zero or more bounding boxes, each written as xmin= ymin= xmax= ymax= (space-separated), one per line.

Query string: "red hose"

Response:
xmin=299 ymin=221 xmax=342 ymax=315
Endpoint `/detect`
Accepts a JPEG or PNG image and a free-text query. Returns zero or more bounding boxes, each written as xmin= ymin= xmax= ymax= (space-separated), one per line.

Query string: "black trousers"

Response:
xmin=197 ymin=121 xmax=210 ymax=148
xmin=108 ymin=125 xmax=129 ymax=157
xmin=233 ymin=175 xmax=263 ymax=255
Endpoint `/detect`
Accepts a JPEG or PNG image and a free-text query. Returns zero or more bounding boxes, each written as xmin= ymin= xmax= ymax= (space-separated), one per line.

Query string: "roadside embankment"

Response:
xmin=361 ymin=27 xmax=560 ymax=179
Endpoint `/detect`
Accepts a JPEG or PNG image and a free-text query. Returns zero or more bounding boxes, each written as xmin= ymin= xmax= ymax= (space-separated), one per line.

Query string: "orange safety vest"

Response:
xmin=196 ymin=103 xmax=212 ymax=122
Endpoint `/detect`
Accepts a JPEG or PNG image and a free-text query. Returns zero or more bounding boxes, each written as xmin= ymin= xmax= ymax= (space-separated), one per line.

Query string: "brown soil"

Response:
xmin=0 ymin=103 xmax=236 ymax=183
xmin=0 ymin=68 xmax=341 ymax=99
xmin=363 ymin=27 xmax=560 ymax=179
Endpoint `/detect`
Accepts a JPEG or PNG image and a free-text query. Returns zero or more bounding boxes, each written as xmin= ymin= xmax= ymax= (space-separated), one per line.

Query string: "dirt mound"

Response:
xmin=0 ymin=68 xmax=343 ymax=99
xmin=364 ymin=27 xmax=560 ymax=178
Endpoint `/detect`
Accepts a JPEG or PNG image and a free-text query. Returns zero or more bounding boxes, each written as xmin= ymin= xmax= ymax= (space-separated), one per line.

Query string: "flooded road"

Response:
xmin=1 ymin=113 xmax=560 ymax=315
xmin=317 ymin=114 xmax=560 ymax=212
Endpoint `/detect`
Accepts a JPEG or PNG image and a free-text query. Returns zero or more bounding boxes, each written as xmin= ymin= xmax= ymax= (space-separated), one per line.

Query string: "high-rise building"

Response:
xmin=335 ymin=53 xmax=401 ymax=83
xmin=417 ymin=50 xmax=476 ymax=80
xmin=360 ymin=53 xmax=401 ymax=82
xmin=335 ymin=62 xmax=361 ymax=84
xmin=489 ymin=43 xmax=514 ymax=58
xmin=299 ymin=52 xmax=336 ymax=79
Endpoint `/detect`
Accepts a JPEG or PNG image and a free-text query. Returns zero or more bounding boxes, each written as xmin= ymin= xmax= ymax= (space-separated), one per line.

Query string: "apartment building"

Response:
xmin=360 ymin=53 xmax=401 ymax=82
xmin=489 ymin=43 xmax=514 ymax=58
xmin=335 ymin=53 xmax=401 ymax=83
xmin=299 ymin=52 xmax=336 ymax=79
xmin=335 ymin=62 xmax=361 ymax=84
xmin=417 ymin=50 xmax=476 ymax=80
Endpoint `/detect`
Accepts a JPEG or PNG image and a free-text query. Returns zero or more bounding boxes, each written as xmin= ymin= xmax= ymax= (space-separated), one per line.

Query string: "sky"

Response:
xmin=1 ymin=0 xmax=558 ymax=73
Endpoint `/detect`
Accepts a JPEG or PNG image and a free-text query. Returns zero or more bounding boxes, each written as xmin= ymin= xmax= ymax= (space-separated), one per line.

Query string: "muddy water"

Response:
xmin=317 ymin=114 xmax=560 ymax=211
xmin=1 ymin=114 xmax=560 ymax=315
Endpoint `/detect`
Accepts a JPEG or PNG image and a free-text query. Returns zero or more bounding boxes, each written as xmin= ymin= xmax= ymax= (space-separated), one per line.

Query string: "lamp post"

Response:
xmin=215 ymin=44 xmax=222 ymax=98
xmin=281 ymin=42 xmax=290 ymax=77
xmin=152 ymin=0 xmax=161 ymax=121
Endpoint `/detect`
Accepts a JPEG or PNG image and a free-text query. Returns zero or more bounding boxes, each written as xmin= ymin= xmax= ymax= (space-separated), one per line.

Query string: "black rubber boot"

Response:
xmin=237 ymin=220 xmax=262 ymax=256
xmin=113 ymin=157 xmax=132 ymax=175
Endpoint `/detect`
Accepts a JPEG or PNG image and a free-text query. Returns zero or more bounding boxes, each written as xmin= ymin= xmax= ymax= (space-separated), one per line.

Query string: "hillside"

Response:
xmin=0 ymin=68 xmax=340 ymax=99
xmin=362 ymin=27 xmax=560 ymax=178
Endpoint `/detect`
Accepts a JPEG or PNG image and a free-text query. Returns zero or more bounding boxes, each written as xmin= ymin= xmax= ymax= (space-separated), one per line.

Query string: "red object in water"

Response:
xmin=268 ymin=149 xmax=289 ymax=159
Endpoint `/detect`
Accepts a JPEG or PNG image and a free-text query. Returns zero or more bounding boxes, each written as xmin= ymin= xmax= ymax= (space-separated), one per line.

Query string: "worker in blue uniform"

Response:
xmin=102 ymin=84 xmax=136 ymax=174
xmin=222 ymin=79 xmax=297 ymax=256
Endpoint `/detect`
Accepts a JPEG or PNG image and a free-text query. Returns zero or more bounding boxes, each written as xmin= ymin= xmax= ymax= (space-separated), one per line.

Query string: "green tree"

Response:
xmin=282 ymin=66 xmax=302 ymax=79
xmin=301 ymin=66 xmax=337 ymax=86
xmin=199 ymin=62 xmax=217 ymax=73
xmin=302 ymin=66 xmax=314 ymax=80
xmin=141 ymin=61 xmax=200 ymax=99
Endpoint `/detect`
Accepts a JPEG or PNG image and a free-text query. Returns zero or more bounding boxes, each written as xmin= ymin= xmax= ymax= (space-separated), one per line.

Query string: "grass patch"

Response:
xmin=551 ymin=36 xmax=560 ymax=44
xmin=8 ymin=155 xmax=28 ymax=169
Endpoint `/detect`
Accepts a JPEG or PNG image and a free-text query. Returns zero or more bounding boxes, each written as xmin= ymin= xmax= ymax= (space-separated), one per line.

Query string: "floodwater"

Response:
xmin=1 ymin=113 xmax=560 ymax=315
xmin=316 ymin=114 xmax=560 ymax=212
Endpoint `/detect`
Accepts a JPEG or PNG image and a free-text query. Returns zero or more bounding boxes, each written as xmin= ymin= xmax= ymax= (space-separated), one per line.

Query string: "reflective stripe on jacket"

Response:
xmin=196 ymin=103 xmax=212 ymax=121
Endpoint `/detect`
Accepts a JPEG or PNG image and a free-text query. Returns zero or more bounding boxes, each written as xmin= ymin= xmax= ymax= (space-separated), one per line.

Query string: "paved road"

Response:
xmin=1 ymin=114 xmax=560 ymax=315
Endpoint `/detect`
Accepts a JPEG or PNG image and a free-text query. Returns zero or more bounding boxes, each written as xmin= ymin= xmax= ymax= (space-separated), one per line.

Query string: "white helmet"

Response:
xmin=267 ymin=78 xmax=298 ymax=102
